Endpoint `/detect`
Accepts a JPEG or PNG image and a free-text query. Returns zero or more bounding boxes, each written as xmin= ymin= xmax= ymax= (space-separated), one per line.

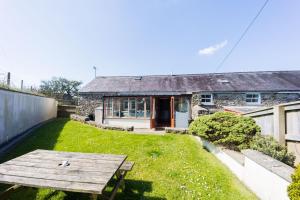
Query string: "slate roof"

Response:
xmin=80 ymin=70 xmax=300 ymax=95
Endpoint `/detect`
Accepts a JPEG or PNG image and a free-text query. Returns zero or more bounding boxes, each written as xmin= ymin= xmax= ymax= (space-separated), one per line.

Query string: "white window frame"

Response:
xmin=104 ymin=97 xmax=150 ymax=119
xmin=245 ymin=93 xmax=261 ymax=105
xmin=200 ymin=93 xmax=214 ymax=105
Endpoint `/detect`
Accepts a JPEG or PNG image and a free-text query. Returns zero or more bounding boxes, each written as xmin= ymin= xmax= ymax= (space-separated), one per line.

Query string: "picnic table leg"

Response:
xmin=0 ymin=185 xmax=22 ymax=200
xmin=107 ymin=170 xmax=126 ymax=200
xmin=119 ymin=171 xmax=127 ymax=191
xmin=90 ymin=193 xmax=98 ymax=200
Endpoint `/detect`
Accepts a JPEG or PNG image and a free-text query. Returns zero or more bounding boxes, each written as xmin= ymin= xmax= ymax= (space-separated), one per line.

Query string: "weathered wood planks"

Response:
xmin=0 ymin=149 xmax=127 ymax=195
xmin=120 ymin=161 xmax=134 ymax=171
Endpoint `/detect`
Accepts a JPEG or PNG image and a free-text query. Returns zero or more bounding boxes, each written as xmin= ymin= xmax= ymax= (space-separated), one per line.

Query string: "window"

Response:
xmin=104 ymin=98 xmax=113 ymax=117
xmin=113 ymin=98 xmax=120 ymax=117
xmin=129 ymin=98 xmax=136 ymax=117
xmin=175 ymin=97 xmax=189 ymax=113
xmin=246 ymin=93 xmax=261 ymax=104
xmin=145 ymin=97 xmax=150 ymax=118
xmin=120 ymin=98 xmax=129 ymax=117
xmin=136 ymin=97 xmax=145 ymax=118
xmin=201 ymin=94 xmax=213 ymax=105
xmin=104 ymin=97 xmax=150 ymax=118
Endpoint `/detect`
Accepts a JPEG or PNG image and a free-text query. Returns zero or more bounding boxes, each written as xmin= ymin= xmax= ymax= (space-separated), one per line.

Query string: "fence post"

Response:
xmin=21 ymin=80 xmax=23 ymax=90
xmin=273 ymin=105 xmax=285 ymax=145
xmin=7 ymin=72 xmax=10 ymax=86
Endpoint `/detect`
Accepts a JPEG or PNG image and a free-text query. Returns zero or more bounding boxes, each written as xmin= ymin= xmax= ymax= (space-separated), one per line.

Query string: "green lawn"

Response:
xmin=0 ymin=119 xmax=256 ymax=200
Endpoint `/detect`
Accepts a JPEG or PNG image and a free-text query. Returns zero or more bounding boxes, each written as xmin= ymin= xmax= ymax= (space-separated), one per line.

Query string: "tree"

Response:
xmin=40 ymin=77 xmax=82 ymax=100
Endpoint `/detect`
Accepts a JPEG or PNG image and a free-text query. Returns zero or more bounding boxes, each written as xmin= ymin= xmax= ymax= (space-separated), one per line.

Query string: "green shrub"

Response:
xmin=250 ymin=134 xmax=295 ymax=167
xmin=189 ymin=112 xmax=260 ymax=150
xmin=288 ymin=165 xmax=300 ymax=200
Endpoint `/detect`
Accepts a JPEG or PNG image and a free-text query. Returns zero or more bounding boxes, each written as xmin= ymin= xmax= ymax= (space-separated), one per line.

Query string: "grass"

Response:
xmin=0 ymin=119 xmax=257 ymax=200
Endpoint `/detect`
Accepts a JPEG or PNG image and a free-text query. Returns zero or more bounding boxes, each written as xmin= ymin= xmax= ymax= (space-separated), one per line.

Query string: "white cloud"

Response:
xmin=198 ymin=40 xmax=228 ymax=56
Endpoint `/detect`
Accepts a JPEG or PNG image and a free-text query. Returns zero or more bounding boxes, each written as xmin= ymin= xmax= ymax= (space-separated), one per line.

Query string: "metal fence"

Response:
xmin=0 ymin=70 xmax=79 ymax=105
xmin=0 ymin=71 xmax=39 ymax=94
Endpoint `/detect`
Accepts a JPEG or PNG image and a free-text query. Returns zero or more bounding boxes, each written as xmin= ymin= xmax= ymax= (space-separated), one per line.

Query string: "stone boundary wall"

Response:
xmin=194 ymin=136 xmax=293 ymax=200
xmin=0 ymin=89 xmax=57 ymax=147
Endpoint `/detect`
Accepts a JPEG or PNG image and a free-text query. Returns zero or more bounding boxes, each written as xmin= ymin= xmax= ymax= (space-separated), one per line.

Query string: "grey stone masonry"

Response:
xmin=78 ymin=92 xmax=300 ymax=118
xmin=190 ymin=92 xmax=300 ymax=119
xmin=77 ymin=93 xmax=103 ymax=116
xmin=191 ymin=92 xmax=300 ymax=111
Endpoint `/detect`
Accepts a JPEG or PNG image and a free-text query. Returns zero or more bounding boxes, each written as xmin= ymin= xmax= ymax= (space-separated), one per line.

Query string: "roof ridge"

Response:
xmin=95 ymin=70 xmax=300 ymax=78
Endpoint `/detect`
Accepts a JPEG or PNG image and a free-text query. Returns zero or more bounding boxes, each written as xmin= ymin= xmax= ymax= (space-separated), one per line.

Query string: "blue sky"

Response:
xmin=0 ymin=0 xmax=299 ymax=86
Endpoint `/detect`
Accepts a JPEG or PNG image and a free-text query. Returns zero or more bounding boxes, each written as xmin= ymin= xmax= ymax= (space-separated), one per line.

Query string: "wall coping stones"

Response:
xmin=165 ymin=128 xmax=188 ymax=134
xmin=222 ymin=148 xmax=245 ymax=165
xmin=0 ymin=87 xmax=46 ymax=98
xmin=242 ymin=149 xmax=294 ymax=182
xmin=286 ymin=134 xmax=300 ymax=142
xmin=195 ymin=136 xmax=245 ymax=165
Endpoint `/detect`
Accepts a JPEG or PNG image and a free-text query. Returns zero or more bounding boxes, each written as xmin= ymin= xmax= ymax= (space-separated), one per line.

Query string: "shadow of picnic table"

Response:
xmin=0 ymin=179 xmax=165 ymax=200
xmin=31 ymin=179 xmax=166 ymax=200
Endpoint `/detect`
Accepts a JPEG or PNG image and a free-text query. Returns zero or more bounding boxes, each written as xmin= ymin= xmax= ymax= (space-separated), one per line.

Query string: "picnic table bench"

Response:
xmin=0 ymin=149 xmax=134 ymax=200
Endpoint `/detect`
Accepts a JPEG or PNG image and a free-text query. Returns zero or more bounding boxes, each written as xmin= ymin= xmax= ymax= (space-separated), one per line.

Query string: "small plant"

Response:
xmin=189 ymin=112 xmax=260 ymax=150
xmin=288 ymin=165 xmax=300 ymax=200
xmin=250 ymin=134 xmax=295 ymax=167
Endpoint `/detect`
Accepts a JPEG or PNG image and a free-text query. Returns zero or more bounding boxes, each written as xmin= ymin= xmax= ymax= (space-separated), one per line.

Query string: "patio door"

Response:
xmin=150 ymin=96 xmax=175 ymax=129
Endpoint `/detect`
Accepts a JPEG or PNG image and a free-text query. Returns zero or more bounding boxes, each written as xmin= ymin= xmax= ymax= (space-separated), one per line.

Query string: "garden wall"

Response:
xmin=195 ymin=136 xmax=293 ymax=200
xmin=0 ymin=88 xmax=57 ymax=146
xmin=244 ymin=101 xmax=300 ymax=164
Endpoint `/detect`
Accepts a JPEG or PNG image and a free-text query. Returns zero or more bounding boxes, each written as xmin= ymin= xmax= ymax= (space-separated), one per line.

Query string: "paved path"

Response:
xmin=133 ymin=129 xmax=165 ymax=135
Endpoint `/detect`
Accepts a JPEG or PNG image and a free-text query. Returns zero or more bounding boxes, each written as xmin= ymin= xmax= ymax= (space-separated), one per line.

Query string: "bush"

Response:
xmin=250 ymin=134 xmax=295 ymax=167
xmin=288 ymin=165 xmax=300 ymax=200
xmin=189 ymin=112 xmax=260 ymax=150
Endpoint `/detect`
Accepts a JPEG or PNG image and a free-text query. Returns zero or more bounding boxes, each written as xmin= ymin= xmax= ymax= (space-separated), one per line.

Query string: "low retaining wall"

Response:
xmin=195 ymin=136 xmax=293 ymax=200
xmin=0 ymin=89 xmax=57 ymax=147
xmin=165 ymin=128 xmax=188 ymax=134
xmin=70 ymin=114 xmax=134 ymax=131
xmin=57 ymin=105 xmax=76 ymax=118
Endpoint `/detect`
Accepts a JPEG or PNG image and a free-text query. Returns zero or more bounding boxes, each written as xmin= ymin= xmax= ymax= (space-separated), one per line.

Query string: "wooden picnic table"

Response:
xmin=0 ymin=149 xmax=134 ymax=200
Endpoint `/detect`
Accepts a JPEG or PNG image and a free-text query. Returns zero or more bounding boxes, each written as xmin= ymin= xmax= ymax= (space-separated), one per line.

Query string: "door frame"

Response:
xmin=150 ymin=96 xmax=175 ymax=129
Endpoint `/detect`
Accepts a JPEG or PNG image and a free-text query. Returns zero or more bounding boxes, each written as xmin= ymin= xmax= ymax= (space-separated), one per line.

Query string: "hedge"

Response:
xmin=250 ymin=134 xmax=295 ymax=167
xmin=288 ymin=165 xmax=300 ymax=200
xmin=189 ymin=112 xmax=260 ymax=150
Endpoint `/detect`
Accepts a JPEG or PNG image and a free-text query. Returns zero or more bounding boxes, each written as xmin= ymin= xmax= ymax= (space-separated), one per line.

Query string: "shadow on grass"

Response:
xmin=24 ymin=179 xmax=165 ymax=200
xmin=0 ymin=119 xmax=165 ymax=200
xmin=0 ymin=118 xmax=69 ymax=200
xmin=0 ymin=118 xmax=69 ymax=163
xmin=104 ymin=179 xmax=166 ymax=200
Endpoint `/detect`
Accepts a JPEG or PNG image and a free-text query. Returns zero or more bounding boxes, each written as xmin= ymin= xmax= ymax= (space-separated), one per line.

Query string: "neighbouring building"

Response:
xmin=78 ymin=70 xmax=300 ymax=129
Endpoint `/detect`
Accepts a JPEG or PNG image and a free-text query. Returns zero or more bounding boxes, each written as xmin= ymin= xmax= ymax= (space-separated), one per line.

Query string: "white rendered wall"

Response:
xmin=243 ymin=157 xmax=290 ymax=200
xmin=104 ymin=118 xmax=150 ymax=129
xmin=198 ymin=138 xmax=244 ymax=180
xmin=196 ymin=136 xmax=292 ymax=200
xmin=0 ymin=89 xmax=57 ymax=146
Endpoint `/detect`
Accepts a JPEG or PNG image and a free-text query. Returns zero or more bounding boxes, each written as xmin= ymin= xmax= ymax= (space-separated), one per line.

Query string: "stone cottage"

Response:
xmin=78 ymin=70 xmax=300 ymax=129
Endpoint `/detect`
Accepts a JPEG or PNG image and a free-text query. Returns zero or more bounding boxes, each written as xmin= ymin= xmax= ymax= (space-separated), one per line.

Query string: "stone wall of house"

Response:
xmin=77 ymin=94 xmax=103 ymax=116
xmin=261 ymin=93 xmax=300 ymax=107
xmin=78 ymin=92 xmax=300 ymax=119
xmin=191 ymin=92 xmax=300 ymax=119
